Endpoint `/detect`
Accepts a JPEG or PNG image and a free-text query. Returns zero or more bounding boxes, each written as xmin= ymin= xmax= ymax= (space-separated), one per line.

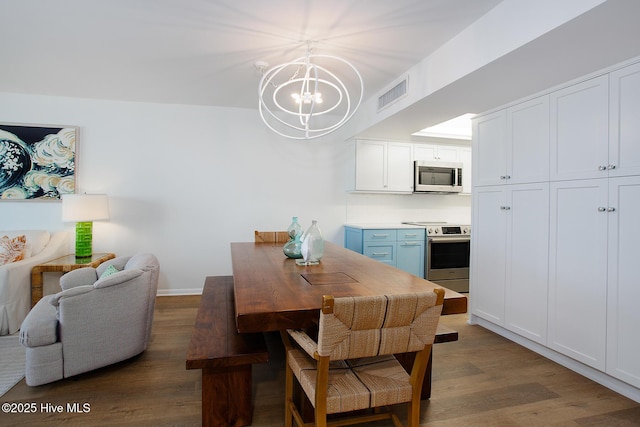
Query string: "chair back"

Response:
xmin=317 ymin=289 xmax=444 ymax=360
xmin=254 ymin=230 xmax=289 ymax=243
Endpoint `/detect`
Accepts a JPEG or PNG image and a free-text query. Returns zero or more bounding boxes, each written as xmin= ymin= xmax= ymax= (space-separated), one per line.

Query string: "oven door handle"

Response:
xmin=428 ymin=237 xmax=470 ymax=243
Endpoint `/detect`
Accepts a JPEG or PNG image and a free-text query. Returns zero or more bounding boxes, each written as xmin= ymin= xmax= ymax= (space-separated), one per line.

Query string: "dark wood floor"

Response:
xmin=2 ymin=295 xmax=639 ymax=426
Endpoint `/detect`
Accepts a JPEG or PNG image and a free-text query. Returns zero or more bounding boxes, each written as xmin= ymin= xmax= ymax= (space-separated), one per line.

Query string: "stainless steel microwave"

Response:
xmin=413 ymin=160 xmax=463 ymax=193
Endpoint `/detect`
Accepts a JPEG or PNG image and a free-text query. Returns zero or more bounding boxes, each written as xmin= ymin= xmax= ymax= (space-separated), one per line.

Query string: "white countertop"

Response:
xmin=344 ymin=223 xmax=427 ymax=229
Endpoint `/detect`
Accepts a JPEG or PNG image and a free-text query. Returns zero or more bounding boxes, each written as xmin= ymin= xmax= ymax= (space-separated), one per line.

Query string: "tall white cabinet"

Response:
xmin=471 ymin=58 xmax=640 ymax=397
xmin=472 ymin=94 xmax=550 ymax=345
xmin=606 ymin=176 xmax=640 ymax=387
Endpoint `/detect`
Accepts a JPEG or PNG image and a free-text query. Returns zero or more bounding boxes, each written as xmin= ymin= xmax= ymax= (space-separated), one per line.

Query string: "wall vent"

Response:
xmin=377 ymin=76 xmax=408 ymax=111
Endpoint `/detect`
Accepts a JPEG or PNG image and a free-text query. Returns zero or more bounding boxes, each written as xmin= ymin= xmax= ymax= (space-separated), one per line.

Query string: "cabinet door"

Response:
xmin=436 ymin=145 xmax=459 ymax=162
xmin=397 ymin=240 xmax=424 ymax=278
xmin=550 ymin=75 xmax=609 ymax=181
xmin=387 ymin=142 xmax=413 ymax=192
xmin=354 ymin=140 xmax=386 ymax=191
xmin=471 ymin=186 xmax=507 ymax=325
xmin=504 ymin=183 xmax=549 ymax=344
xmin=606 ymin=176 xmax=640 ymax=387
xmin=549 ymin=179 xmax=608 ymax=370
xmin=609 ymin=62 xmax=640 ymax=178
xmin=472 ymin=110 xmax=507 ymax=186
xmin=413 ymin=144 xmax=438 ymax=161
xmin=508 ymin=96 xmax=550 ymax=184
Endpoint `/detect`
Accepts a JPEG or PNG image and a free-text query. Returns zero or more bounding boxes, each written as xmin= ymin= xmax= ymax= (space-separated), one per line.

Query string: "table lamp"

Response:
xmin=61 ymin=194 xmax=109 ymax=258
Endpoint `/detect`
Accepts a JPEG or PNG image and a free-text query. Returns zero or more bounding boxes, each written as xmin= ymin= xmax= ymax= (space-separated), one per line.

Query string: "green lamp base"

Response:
xmin=75 ymin=221 xmax=93 ymax=258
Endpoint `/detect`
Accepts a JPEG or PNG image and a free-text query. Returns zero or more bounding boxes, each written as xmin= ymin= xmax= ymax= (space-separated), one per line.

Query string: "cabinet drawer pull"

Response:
xmin=372 ymin=234 xmax=389 ymax=238
xmin=402 ymin=233 xmax=417 ymax=237
xmin=371 ymin=252 xmax=389 ymax=257
xmin=401 ymin=242 xmax=420 ymax=246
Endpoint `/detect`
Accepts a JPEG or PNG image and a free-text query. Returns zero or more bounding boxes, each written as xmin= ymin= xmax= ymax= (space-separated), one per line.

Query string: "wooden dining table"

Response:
xmin=231 ymin=241 xmax=467 ymax=333
xmin=228 ymin=240 xmax=467 ymax=417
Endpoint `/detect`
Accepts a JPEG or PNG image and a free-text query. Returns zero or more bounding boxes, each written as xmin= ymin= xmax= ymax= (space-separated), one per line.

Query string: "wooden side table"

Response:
xmin=31 ymin=253 xmax=116 ymax=307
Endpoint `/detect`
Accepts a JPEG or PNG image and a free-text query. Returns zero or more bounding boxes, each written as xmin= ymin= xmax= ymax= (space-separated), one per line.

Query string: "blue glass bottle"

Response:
xmin=283 ymin=216 xmax=303 ymax=259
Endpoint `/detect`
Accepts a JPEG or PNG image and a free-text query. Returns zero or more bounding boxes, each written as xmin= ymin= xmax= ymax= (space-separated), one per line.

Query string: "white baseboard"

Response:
xmin=156 ymin=288 xmax=202 ymax=296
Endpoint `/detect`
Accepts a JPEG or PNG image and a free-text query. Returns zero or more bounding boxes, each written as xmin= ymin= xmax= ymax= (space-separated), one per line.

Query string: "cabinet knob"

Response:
xmin=599 ymin=165 xmax=607 ymax=171
xmin=608 ymin=165 xmax=617 ymax=170
xmin=500 ymin=175 xmax=507 ymax=180
xmin=598 ymin=207 xmax=607 ymax=212
xmin=500 ymin=206 xmax=511 ymax=211
xmin=608 ymin=207 xmax=616 ymax=212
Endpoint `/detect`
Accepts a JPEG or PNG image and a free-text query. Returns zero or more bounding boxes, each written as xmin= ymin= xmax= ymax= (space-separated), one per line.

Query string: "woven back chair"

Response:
xmin=254 ymin=230 xmax=289 ymax=244
xmin=281 ymin=288 xmax=445 ymax=427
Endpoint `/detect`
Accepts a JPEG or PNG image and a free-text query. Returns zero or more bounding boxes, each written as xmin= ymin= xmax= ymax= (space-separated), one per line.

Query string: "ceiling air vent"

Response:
xmin=377 ymin=76 xmax=408 ymax=111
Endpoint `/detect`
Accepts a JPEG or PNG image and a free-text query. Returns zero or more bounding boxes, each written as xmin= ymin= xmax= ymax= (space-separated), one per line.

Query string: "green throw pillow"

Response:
xmin=100 ymin=264 xmax=120 ymax=279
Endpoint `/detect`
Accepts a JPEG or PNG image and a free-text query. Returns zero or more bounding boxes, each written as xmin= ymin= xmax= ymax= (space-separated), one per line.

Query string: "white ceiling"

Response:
xmin=1 ymin=0 xmax=501 ymax=109
xmin=4 ymin=1 xmax=640 ymax=139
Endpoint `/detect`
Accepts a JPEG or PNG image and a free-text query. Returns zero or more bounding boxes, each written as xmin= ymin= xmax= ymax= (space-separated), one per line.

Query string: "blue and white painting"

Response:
xmin=0 ymin=123 xmax=76 ymax=200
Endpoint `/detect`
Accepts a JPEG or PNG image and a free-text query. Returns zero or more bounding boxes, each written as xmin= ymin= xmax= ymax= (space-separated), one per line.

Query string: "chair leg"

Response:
xmin=285 ymin=364 xmax=293 ymax=427
xmin=407 ymin=400 xmax=421 ymax=427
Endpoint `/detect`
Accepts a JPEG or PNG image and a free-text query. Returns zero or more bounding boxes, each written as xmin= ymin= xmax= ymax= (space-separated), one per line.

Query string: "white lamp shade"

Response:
xmin=61 ymin=194 xmax=110 ymax=222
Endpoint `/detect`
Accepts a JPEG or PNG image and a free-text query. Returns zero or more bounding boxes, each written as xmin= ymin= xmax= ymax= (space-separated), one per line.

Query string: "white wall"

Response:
xmin=346 ymin=193 xmax=470 ymax=225
xmin=0 ymin=92 xmax=470 ymax=294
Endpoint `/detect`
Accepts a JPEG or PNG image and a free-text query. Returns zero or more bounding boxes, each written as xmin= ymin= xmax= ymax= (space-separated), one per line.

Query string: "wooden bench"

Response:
xmin=186 ymin=276 xmax=269 ymax=427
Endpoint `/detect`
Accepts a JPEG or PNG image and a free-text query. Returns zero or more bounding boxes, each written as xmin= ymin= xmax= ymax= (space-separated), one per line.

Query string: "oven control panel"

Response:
xmin=427 ymin=225 xmax=470 ymax=235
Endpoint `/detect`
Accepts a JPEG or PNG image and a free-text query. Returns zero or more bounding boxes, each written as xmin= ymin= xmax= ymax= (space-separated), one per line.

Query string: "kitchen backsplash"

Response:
xmin=345 ymin=192 xmax=471 ymax=224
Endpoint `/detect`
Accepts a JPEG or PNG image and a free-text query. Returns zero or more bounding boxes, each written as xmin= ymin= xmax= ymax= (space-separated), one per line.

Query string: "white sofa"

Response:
xmin=0 ymin=230 xmax=68 ymax=336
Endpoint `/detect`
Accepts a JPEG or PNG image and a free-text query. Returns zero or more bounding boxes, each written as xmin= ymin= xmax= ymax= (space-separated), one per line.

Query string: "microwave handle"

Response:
xmin=453 ymin=169 xmax=458 ymax=187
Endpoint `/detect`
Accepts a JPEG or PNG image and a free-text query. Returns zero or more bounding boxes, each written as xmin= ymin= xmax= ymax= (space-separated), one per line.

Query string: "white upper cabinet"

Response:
xmin=350 ymin=139 xmax=386 ymax=191
xmin=508 ymin=96 xmax=550 ymax=184
xmin=386 ymin=142 xmax=414 ymax=192
xmin=472 ymin=110 xmax=507 ymax=186
xmin=550 ymin=75 xmax=609 ymax=181
xmin=347 ymin=139 xmax=471 ymax=194
xmin=346 ymin=139 xmax=413 ymax=193
xmin=473 ymin=96 xmax=549 ymax=187
xmin=414 ymin=144 xmax=459 ymax=162
xmin=609 ymin=62 xmax=640 ymax=178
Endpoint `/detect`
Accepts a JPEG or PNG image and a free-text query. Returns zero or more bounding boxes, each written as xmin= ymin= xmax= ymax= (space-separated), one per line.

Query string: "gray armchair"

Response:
xmin=19 ymin=253 xmax=160 ymax=386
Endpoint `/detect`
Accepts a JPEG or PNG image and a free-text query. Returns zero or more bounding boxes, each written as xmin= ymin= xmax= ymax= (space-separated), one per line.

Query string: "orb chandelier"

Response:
xmin=257 ymin=44 xmax=363 ymax=140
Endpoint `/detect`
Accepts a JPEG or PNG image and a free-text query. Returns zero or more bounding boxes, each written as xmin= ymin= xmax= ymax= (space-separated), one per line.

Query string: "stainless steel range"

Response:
xmin=402 ymin=222 xmax=470 ymax=293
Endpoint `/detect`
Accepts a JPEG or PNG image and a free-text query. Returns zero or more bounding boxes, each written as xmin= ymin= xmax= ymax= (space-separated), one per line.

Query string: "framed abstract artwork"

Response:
xmin=0 ymin=123 xmax=77 ymax=200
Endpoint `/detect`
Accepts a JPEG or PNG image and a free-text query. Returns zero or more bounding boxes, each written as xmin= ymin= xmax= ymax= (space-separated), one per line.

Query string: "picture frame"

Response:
xmin=0 ymin=122 xmax=77 ymax=200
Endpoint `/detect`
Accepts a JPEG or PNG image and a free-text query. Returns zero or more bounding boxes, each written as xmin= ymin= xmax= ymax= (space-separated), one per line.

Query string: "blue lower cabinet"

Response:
xmin=396 ymin=240 xmax=424 ymax=278
xmin=345 ymin=226 xmax=425 ymax=278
